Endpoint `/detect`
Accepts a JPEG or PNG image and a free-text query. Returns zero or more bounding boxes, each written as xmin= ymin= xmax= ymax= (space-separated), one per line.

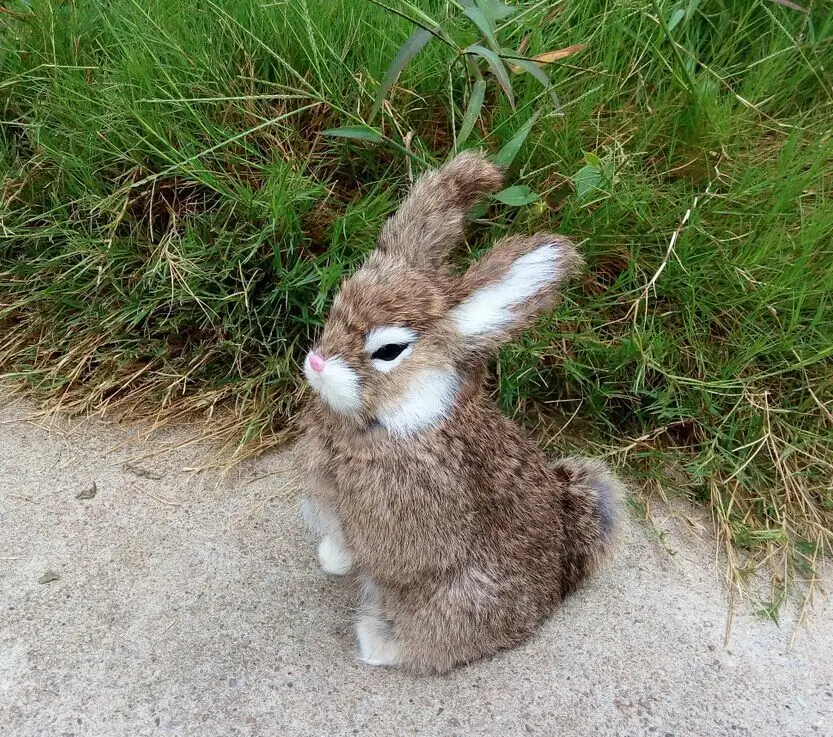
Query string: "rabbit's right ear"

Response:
xmin=450 ymin=233 xmax=582 ymax=353
xmin=376 ymin=150 xmax=503 ymax=268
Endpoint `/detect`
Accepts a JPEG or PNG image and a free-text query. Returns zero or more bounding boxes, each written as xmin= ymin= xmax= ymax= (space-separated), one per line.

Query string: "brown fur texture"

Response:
xmin=376 ymin=149 xmax=504 ymax=267
xmin=295 ymin=151 xmax=624 ymax=674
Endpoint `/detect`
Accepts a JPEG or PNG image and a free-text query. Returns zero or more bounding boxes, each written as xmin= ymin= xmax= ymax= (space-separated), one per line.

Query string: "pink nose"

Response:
xmin=308 ymin=352 xmax=326 ymax=373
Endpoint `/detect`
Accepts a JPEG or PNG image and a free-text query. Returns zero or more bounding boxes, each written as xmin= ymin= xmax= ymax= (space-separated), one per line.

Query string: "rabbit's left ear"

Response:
xmin=376 ymin=150 xmax=503 ymax=268
xmin=451 ymin=233 xmax=582 ymax=352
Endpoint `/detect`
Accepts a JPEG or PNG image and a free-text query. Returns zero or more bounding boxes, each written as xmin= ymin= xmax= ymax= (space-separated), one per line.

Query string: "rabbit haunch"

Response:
xmin=296 ymin=150 xmax=624 ymax=674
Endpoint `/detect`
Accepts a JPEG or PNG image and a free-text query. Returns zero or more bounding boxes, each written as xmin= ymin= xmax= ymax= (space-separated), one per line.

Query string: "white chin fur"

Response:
xmin=304 ymin=354 xmax=362 ymax=414
xmin=452 ymin=243 xmax=563 ymax=337
xmin=376 ymin=368 xmax=459 ymax=437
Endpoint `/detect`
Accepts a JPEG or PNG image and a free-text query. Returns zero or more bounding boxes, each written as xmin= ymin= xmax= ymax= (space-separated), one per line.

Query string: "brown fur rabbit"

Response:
xmin=295 ymin=150 xmax=623 ymax=674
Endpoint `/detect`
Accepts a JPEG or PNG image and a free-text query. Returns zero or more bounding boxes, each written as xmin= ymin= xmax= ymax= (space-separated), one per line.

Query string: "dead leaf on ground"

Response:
xmin=123 ymin=463 xmax=163 ymax=480
xmin=38 ymin=571 xmax=60 ymax=584
xmin=76 ymin=482 xmax=97 ymax=500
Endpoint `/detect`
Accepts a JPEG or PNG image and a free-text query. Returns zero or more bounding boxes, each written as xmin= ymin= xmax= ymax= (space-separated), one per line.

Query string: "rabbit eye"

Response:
xmin=371 ymin=343 xmax=409 ymax=362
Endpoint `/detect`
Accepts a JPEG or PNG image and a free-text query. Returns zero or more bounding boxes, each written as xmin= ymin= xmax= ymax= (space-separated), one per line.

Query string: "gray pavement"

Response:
xmin=0 ymin=396 xmax=830 ymax=736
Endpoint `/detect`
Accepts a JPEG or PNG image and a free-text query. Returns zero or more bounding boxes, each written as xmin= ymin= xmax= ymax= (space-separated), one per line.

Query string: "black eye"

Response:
xmin=371 ymin=343 xmax=409 ymax=361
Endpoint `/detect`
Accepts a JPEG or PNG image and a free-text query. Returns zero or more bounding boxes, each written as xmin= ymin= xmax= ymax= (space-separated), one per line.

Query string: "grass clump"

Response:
xmin=1 ymin=0 xmax=832 ymax=605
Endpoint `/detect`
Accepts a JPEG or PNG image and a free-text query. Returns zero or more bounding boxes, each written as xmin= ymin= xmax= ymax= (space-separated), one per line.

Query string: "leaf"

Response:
xmin=494 ymin=185 xmax=539 ymax=206
xmin=667 ymin=7 xmax=686 ymax=32
xmin=525 ymin=44 xmax=586 ymax=66
xmin=584 ymin=151 xmax=602 ymax=168
xmin=463 ymin=8 xmax=500 ymax=53
xmin=124 ymin=463 xmax=164 ymax=479
xmin=574 ymin=163 xmax=603 ymax=201
xmin=493 ymin=110 xmax=541 ymax=168
xmin=373 ymin=0 xmax=443 ymax=34
xmin=476 ymin=0 xmax=516 ymax=20
xmin=505 ymin=55 xmax=562 ymax=113
xmin=319 ymin=126 xmax=384 ymax=143
xmin=38 ymin=571 xmax=60 ymax=584
xmin=767 ymin=0 xmax=807 ymax=11
xmin=76 ymin=481 xmax=97 ymax=500
xmin=369 ymin=27 xmax=435 ymax=123
xmin=464 ymin=44 xmax=515 ymax=109
xmin=457 ymin=79 xmax=487 ymax=146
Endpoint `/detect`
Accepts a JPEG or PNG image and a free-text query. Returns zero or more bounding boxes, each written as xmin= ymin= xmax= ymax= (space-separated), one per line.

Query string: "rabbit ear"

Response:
xmin=451 ymin=233 xmax=582 ymax=351
xmin=376 ymin=150 xmax=503 ymax=268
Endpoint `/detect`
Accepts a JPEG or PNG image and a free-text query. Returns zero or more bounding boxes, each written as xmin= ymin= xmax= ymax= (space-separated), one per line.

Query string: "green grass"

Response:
xmin=2 ymin=0 xmax=832 ymax=605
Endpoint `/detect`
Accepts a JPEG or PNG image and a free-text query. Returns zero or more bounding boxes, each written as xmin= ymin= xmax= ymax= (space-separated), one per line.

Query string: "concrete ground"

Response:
xmin=0 ymin=395 xmax=830 ymax=737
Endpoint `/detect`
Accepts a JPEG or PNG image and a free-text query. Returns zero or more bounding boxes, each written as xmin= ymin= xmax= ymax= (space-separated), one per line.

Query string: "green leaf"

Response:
xmin=504 ymin=55 xmax=563 ymax=114
xmin=667 ymin=7 xmax=686 ymax=31
xmin=364 ymin=0 xmax=455 ymax=49
xmin=464 ymin=44 xmax=514 ymax=109
xmin=463 ymin=8 xmax=500 ymax=53
xmin=319 ymin=126 xmax=384 ymax=143
xmin=371 ymin=0 xmax=442 ymax=35
xmin=583 ymin=151 xmax=602 ymax=168
xmin=574 ymin=163 xmax=603 ymax=201
xmin=493 ymin=110 xmax=541 ymax=167
xmin=369 ymin=27 xmax=435 ymax=123
xmin=685 ymin=0 xmax=702 ymax=19
xmin=494 ymin=185 xmax=539 ymax=206
xmin=457 ymin=79 xmax=487 ymax=146
xmin=476 ymin=0 xmax=516 ymax=20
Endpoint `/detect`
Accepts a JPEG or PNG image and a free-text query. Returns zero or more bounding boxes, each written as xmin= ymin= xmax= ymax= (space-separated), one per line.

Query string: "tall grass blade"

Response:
xmin=506 ymin=55 xmax=563 ymax=114
xmin=464 ymin=44 xmax=515 ymax=109
xmin=767 ymin=0 xmax=807 ymax=11
xmin=369 ymin=27 xmax=435 ymax=123
xmin=319 ymin=126 xmax=384 ymax=142
xmin=456 ymin=79 xmax=487 ymax=147
xmin=493 ymin=110 xmax=541 ymax=167
xmin=463 ymin=8 xmax=501 ymax=54
xmin=366 ymin=0 xmax=455 ymax=47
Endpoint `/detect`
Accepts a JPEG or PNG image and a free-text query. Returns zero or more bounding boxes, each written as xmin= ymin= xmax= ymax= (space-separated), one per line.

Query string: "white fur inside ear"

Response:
xmin=304 ymin=354 xmax=362 ymax=414
xmin=364 ymin=326 xmax=417 ymax=354
xmin=451 ymin=244 xmax=562 ymax=337
xmin=376 ymin=368 xmax=459 ymax=437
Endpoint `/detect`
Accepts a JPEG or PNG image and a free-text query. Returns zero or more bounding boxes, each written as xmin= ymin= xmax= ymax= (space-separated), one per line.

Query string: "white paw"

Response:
xmin=356 ymin=617 xmax=400 ymax=667
xmin=318 ymin=535 xmax=353 ymax=575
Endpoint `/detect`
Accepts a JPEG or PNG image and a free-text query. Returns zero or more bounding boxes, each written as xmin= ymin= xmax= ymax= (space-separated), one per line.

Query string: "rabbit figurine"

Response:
xmin=295 ymin=150 xmax=623 ymax=674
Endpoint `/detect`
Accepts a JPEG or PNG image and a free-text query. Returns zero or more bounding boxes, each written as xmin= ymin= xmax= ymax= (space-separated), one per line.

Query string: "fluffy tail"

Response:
xmin=554 ymin=457 xmax=625 ymax=594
